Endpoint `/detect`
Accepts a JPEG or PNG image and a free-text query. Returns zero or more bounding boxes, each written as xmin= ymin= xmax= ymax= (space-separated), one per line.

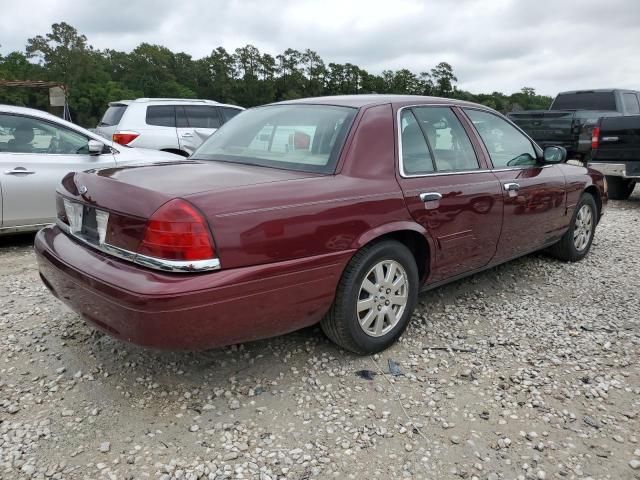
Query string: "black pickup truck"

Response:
xmin=508 ymin=89 xmax=640 ymax=161
xmin=589 ymin=115 xmax=640 ymax=199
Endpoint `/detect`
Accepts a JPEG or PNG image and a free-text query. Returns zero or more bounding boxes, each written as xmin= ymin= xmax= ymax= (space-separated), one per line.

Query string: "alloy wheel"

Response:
xmin=573 ymin=204 xmax=593 ymax=252
xmin=357 ymin=260 xmax=409 ymax=337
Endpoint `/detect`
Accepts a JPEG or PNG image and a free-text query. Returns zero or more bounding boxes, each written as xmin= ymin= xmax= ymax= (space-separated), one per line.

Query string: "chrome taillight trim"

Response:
xmin=56 ymin=220 xmax=221 ymax=273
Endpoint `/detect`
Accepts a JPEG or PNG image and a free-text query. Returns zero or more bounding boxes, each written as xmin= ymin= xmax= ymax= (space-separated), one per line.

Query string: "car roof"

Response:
xmin=273 ymin=94 xmax=482 ymax=109
xmin=108 ymin=98 xmax=244 ymax=109
xmin=557 ymin=88 xmax=640 ymax=95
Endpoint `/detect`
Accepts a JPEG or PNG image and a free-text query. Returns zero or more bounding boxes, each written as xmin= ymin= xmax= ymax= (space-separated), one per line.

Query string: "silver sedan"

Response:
xmin=0 ymin=105 xmax=183 ymax=235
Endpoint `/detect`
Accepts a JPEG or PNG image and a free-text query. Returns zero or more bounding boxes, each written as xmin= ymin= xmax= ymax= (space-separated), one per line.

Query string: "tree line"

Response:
xmin=0 ymin=22 xmax=553 ymax=127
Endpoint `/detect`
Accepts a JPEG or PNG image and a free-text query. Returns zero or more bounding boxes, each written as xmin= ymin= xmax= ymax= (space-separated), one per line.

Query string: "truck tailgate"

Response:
xmin=592 ymin=115 xmax=640 ymax=162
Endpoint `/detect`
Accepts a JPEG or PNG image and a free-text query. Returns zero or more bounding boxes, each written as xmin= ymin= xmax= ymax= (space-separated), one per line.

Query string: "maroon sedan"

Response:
xmin=35 ymin=95 xmax=607 ymax=354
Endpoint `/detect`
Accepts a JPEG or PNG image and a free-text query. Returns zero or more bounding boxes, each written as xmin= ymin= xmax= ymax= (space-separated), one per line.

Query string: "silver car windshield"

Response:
xmin=192 ymin=104 xmax=357 ymax=174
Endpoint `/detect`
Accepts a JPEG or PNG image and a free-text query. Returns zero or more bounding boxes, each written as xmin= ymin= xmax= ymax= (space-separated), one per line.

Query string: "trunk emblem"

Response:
xmin=78 ymin=185 xmax=88 ymax=195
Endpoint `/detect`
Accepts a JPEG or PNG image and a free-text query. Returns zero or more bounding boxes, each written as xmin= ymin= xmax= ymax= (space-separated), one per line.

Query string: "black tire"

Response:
xmin=321 ymin=240 xmax=419 ymax=354
xmin=548 ymin=193 xmax=598 ymax=262
xmin=606 ymin=176 xmax=636 ymax=200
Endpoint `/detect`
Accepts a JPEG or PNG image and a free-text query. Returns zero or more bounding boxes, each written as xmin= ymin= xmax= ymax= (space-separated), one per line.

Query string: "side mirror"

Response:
xmin=88 ymin=139 xmax=105 ymax=155
xmin=543 ymin=146 xmax=567 ymax=164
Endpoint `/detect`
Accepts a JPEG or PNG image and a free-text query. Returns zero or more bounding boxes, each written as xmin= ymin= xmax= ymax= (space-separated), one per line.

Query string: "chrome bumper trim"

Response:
xmin=588 ymin=162 xmax=640 ymax=179
xmin=56 ymin=220 xmax=221 ymax=273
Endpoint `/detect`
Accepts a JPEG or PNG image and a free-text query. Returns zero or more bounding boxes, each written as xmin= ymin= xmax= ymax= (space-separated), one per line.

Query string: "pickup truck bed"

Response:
xmin=508 ymin=109 xmax=619 ymax=158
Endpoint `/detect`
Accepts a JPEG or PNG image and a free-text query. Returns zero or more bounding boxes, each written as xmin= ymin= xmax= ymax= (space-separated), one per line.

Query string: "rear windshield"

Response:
xmin=551 ymin=92 xmax=617 ymax=111
xmin=99 ymin=104 xmax=127 ymax=126
xmin=192 ymin=105 xmax=357 ymax=174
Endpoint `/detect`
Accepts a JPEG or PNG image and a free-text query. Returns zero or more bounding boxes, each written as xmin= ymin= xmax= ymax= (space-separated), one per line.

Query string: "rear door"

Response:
xmin=395 ymin=105 xmax=503 ymax=282
xmin=177 ymin=105 xmax=223 ymax=154
xmin=462 ymin=108 xmax=567 ymax=261
xmin=0 ymin=113 xmax=116 ymax=227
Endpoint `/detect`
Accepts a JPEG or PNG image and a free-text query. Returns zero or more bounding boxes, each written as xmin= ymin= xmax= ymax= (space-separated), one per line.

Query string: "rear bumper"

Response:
xmin=35 ymin=226 xmax=351 ymax=350
xmin=588 ymin=162 xmax=640 ymax=179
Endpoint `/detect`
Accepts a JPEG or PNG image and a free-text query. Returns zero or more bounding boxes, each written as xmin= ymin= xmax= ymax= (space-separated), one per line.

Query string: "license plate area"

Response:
xmin=63 ymin=200 xmax=109 ymax=245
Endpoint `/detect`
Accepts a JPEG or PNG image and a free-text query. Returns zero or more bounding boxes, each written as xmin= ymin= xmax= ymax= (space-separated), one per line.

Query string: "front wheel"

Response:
xmin=321 ymin=240 xmax=419 ymax=354
xmin=606 ymin=176 xmax=636 ymax=200
xmin=548 ymin=193 xmax=597 ymax=262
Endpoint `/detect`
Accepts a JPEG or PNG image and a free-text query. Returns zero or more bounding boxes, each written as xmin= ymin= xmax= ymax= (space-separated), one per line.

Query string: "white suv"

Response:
xmin=96 ymin=98 xmax=244 ymax=156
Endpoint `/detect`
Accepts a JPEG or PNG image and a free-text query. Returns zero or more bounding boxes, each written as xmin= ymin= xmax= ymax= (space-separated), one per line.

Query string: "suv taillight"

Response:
xmin=112 ymin=131 xmax=140 ymax=145
xmin=591 ymin=126 xmax=600 ymax=150
xmin=137 ymin=199 xmax=215 ymax=261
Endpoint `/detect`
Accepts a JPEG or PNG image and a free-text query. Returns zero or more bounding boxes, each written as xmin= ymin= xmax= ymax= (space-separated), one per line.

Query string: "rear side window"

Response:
xmin=551 ymin=92 xmax=617 ymax=111
xmin=412 ymin=107 xmax=479 ymax=172
xmin=183 ymin=106 xmax=222 ymax=128
xmin=99 ymin=105 xmax=127 ymax=126
xmin=622 ymin=93 xmax=640 ymax=114
xmin=146 ymin=106 xmax=176 ymax=127
xmin=221 ymin=107 xmax=242 ymax=123
xmin=400 ymin=109 xmax=434 ymax=174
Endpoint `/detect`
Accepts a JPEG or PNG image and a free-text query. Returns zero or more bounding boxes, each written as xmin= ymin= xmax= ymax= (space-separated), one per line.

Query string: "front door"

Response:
xmin=0 ymin=113 xmax=115 ymax=227
xmin=177 ymin=105 xmax=222 ymax=155
xmin=395 ymin=106 xmax=504 ymax=283
xmin=462 ymin=108 xmax=567 ymax=261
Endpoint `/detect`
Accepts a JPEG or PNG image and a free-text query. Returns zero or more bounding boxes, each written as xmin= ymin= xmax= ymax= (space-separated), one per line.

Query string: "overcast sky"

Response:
xmin=1 ymin=0 xmax=639 ymax=96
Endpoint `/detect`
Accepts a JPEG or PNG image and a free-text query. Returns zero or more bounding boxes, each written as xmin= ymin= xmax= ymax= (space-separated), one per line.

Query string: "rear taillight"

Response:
xmin=137 ymin=199 xmax=215 ymax=261
xmin=112 ymin=131 xmax=139 ymax=145
xmin=591 ymin=126 xmax=600 ymax=150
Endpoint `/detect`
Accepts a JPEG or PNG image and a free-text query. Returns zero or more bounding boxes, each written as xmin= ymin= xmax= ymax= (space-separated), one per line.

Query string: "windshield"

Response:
xmin=192 ymin=104 xmax=357 ymax=173
xmin=551 ymin=92 xmax=616 ymax=111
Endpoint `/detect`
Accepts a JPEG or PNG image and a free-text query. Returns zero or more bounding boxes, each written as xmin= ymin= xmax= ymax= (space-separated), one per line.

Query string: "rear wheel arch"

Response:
xmin=352 ymin=225 xmax=432 ymax=282
xmin=583 ymin=185 xmax=601 ymax=217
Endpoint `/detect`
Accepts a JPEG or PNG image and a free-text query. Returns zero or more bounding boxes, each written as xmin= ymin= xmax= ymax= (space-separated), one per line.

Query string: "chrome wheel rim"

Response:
xmin=573 ymin=204 xmax=593 ymax=252
xmin=357 ymin=260 xmax=408 ymax=337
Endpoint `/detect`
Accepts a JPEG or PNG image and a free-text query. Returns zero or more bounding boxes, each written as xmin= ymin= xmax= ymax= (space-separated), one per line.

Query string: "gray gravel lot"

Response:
xmin=1 ymin=193 xmax=639 ymax=480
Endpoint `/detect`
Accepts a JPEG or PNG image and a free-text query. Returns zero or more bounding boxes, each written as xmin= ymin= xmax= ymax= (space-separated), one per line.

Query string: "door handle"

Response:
xmin=419 ymin=192 xmax=443 ymax=202
xmin=503 ymin=182 xmax=520 ymax=192
xmin=4 ymin=168 xmax=36 ymax=175
xmin=181 ymin=133 xmax=193 ymax=138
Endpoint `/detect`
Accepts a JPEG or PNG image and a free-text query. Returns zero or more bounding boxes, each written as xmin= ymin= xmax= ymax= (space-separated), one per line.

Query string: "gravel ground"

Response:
xmin=1 ymin=192 xmax=639 ymax=480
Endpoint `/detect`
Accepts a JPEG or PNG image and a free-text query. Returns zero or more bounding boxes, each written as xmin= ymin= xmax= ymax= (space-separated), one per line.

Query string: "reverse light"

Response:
xmin=138 ymin=199 xmax=215 ymax=261
xmin=591 ymin=126 xmax=600 ymax=150
xmin=112 ymin=131 xmax=140 ymax=145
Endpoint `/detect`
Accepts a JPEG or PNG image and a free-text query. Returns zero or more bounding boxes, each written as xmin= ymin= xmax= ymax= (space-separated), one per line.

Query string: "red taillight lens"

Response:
xmin=138 ymin=199 xmax=215 ymax=261
xmin=112 ymin=131 xmax=140 ymax=145
xmin=591 ymin=126 xmax=600 ymax=150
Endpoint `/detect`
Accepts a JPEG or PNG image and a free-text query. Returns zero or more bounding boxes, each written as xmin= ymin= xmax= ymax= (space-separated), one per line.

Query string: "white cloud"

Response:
xmin=1 ymin=0 xmax=639 ymax=96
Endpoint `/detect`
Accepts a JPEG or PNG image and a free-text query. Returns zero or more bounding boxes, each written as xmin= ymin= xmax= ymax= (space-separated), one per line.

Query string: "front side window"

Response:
xmin=183 ymin=106 xmax=222 ymax=129
xmin=192 ymin=105 xmax=357 ymax=173
xmin=0 ymin=114 xmax=89 ymax=155
xmin=464 ymin=109 xmax=538 ymax=168
xmin=146 ymin=106 xmax=176 ymax=127
xmin=412 ymin=107 xmax=479 ymax=171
